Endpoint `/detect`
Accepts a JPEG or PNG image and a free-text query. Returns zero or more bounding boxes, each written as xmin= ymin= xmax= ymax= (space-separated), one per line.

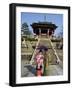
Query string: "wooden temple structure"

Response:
xmin=31 ymin=22 xmax=57 ymax=37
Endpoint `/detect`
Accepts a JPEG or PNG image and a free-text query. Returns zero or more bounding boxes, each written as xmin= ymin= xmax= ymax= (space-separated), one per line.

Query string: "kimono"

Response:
xmin=35 ymin=53 xmax=44 ymax=76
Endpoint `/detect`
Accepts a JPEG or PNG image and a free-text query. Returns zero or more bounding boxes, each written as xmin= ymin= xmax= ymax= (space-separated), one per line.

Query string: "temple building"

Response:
xmin=31 ymin=22 xmax=57 ymax=37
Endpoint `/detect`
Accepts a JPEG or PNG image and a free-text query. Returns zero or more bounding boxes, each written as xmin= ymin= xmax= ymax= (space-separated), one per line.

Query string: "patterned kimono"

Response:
xmin=35 ymin=53 xmax=44 ymax=76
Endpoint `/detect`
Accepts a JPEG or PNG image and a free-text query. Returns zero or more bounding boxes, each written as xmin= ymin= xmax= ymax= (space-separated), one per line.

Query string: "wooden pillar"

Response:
xmin=47 ymin=29 xmax=49 ymax=38
xmin=39 ymin=28 xmax=41 ymax=37
xmin=51 ymin=30 xmax=54 ymax=39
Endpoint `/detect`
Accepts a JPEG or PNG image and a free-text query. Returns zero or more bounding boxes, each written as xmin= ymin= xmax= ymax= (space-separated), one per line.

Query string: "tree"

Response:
xmin=57 ymin=26 xmax=63 ymax=38
xmin=21 ymin=22 xmax=32 ymax=35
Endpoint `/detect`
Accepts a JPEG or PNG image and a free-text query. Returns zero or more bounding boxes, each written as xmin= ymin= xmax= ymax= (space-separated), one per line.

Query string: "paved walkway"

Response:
xmin=21 ymin=60 xmax=63 ymax=77
xmin=21 ymin=60 xmax=36 ymax=77
xmin=46 ymin=65 xmax=63 ymax=76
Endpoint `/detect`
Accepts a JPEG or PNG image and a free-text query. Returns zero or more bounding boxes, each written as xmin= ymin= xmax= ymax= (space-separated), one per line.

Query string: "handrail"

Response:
xmin=30 ymin=38 xmax=40 ymax=64
xmin=49 ymin=38 xmax=60 ymax=63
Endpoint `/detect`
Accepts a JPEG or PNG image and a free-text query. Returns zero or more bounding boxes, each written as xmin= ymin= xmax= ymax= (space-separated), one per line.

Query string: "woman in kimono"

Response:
xmin=35 ymin=50 xmax=44 ymax=76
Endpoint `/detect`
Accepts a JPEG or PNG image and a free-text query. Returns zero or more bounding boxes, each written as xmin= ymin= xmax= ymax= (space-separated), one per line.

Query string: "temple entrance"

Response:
xmin=31 ymin=22 xmax=56 ymax=37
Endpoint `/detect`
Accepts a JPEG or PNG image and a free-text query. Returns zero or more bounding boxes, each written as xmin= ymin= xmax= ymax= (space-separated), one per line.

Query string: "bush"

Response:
xmin=26 ymin=38 xmax=38 ymax=41
xmin=51 ymin=39 xmax=61 ymax=42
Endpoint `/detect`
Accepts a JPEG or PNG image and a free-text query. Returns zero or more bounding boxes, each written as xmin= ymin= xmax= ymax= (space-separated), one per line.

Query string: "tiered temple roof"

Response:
xmin=31 ymin=22 xmax=57 ymax=35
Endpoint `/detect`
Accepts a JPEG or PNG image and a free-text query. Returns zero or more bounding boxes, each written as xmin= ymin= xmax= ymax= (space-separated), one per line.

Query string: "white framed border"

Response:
xmin=16 ymin=6 xmax=68 ymax=84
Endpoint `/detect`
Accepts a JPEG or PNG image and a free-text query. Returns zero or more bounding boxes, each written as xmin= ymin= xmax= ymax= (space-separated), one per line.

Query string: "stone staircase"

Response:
xmin=30 ymin=37 xmax=58 ymax=65
xmin=39 ymin=38 xmax=57 ymax=65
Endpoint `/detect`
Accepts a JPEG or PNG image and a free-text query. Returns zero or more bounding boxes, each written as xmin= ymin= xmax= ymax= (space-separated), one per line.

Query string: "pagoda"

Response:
xmin=31 ymin=21 xmax=57 ymax=37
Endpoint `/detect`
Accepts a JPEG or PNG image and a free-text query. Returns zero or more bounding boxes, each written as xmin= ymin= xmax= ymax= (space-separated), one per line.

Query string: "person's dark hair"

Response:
xmin=39 ymin=49 xmax=42 ymax=53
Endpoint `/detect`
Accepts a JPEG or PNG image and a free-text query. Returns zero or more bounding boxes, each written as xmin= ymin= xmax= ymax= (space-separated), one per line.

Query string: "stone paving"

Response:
xmin=21 ymin=60 xmax=36 ymax=77
xmin=21 ymin=59 xmax=63 ymax=77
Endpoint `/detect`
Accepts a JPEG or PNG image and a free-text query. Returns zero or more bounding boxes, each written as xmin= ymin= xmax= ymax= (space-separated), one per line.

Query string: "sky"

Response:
xmin=21 ymin=12 xmax=63 ymax=36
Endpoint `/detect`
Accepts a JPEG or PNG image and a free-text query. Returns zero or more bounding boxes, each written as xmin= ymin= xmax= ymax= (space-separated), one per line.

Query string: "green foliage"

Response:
xmin=26 ymin=37 xmax=38 ymax=41
xmin=21 ymin=22 xmax=29 ymax=30
xmin=51 ymin=39 xmax=61 ymax=42
xmin=21 ymin=22 xmax=32 ymax=35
